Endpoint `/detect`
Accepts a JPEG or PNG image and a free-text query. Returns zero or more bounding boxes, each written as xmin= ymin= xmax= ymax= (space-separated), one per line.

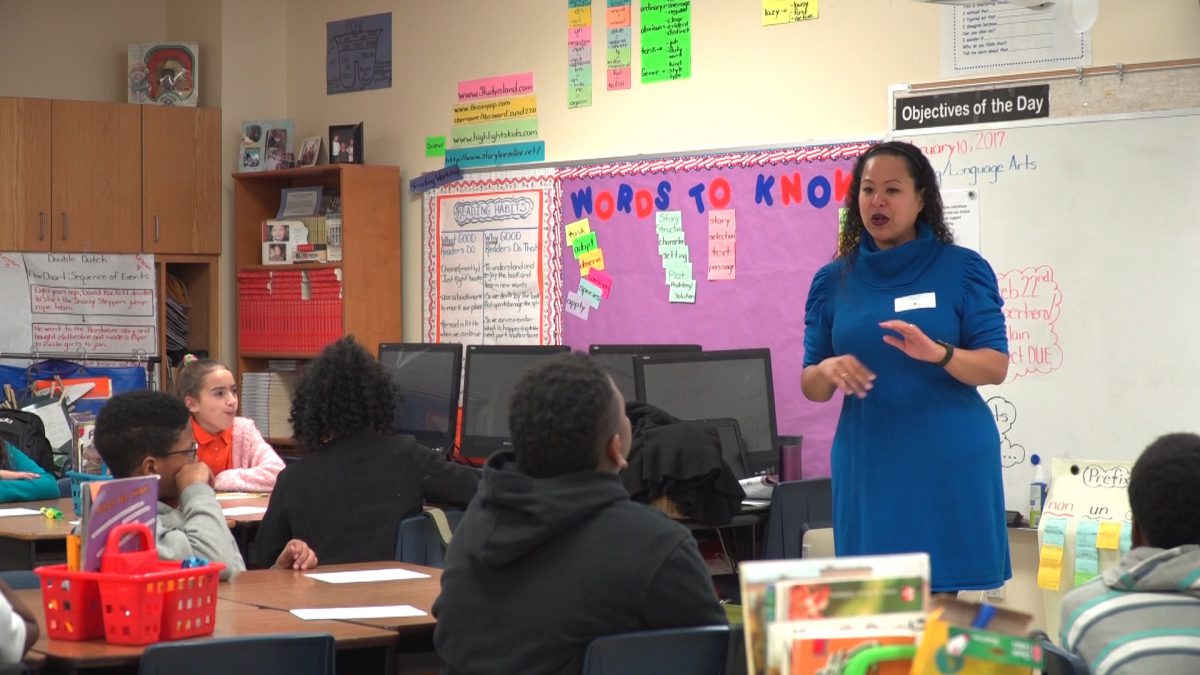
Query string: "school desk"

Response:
xmin=218 ymin=561 xmax=442 ymax=639
xmin=15 ymin=587 xmax=399 ymax=675
xmin=0 ymin=494 xmax=272 ymax=571
xmin=0 ymin=497 xmax=74 ymax=571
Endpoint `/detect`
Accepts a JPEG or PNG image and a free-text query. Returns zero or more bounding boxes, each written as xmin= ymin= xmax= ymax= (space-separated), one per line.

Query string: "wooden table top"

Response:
xmin=214 ymin=493 xmax=271 ymax=525
xmin=219 ymin=561 xmax=443 ymax=632
xmin=0 ymin=498 xmax=77 ymax=541
xmin=16 ymin=587 xmax=398 ymax=668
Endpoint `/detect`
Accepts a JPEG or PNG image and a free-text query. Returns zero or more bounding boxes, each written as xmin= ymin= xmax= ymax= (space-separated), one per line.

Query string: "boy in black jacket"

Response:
xmin=433 ymin=354 xmax=726 ymax=675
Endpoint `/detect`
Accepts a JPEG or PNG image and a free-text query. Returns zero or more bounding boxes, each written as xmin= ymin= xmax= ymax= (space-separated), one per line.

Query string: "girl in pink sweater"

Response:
xmin=175 ymin=356 xmax=285 ymax=492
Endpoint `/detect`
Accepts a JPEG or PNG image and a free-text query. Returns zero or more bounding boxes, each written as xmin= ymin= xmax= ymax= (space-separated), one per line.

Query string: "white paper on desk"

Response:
xmin=216 ymin=492 xmax=268 ymax=500
xmin=305 ymin=569 xmax=430 ymax=584
xmin=291 ymin=605 xmax=427 ymax=621
xmin=221 ymin=506 xmax=267 ymax=517
xmin=0 ymin=508 xmax=41 ymax=517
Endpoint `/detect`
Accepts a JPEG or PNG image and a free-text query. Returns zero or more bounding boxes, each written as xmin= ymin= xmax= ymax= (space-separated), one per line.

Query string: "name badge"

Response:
xmin=894 ymin=292 xmax=936 ymax=312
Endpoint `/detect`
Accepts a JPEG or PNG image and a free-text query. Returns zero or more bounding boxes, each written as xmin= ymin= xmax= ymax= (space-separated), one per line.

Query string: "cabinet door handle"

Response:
xmin=155 ymin=215 xmax=161 ymax=242
xmin=61 ymin=213 xmax=68 ymax=240
xmin=38 ymin=212 xmax=46 ymax=240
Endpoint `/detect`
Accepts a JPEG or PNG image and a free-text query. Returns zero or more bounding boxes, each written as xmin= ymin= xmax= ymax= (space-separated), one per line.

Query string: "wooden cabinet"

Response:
xmin=0 ymin=98 xmax=52 ymax=251
xmin=50 ymin=100 xmax=142 ymax=253
xmin=143 ymin=106 xmax=221 ymax=254
xmin=233 ymin=165 xmax=402 ymax=442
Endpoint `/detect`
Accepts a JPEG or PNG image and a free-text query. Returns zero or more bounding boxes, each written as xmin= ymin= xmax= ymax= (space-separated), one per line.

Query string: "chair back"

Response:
xmin=581 ymin=625 xmax=730 ymax=675
xmin=394 ymin=508 xmax=464 ymax=568
xmin=1038 ymin=636 xmax=1091 ymax=675
xmin=138 ymin=633 xmax=335 ymax=675
xmin=763 ymin=478 xmax=832 ymax=559
xmin=0 ymin=569 xmax=41 ymax=590
xmin=57 ymin=477 xmax=71 ymax=497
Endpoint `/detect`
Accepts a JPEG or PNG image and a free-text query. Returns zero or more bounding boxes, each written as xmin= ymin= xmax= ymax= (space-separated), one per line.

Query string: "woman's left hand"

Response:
xmin=879 ymin=320 xmax=945 ymax=364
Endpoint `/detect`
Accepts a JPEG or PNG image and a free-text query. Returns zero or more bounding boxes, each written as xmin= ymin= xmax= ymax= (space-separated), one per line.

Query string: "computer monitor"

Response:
xmin=588 ymin=344 xmax=702 ymax=402
xmin=377 ymin=342 xmax=463 ymax=455
xmin=635 ymin=348 xmax=780 ymax=476
xmin=459 ymin=344 xmax=571 ymax=460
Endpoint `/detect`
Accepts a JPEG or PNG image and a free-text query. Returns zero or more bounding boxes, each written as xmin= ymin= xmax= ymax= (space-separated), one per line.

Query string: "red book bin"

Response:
xmin=35 ymin=523 xmax=225 ymax=646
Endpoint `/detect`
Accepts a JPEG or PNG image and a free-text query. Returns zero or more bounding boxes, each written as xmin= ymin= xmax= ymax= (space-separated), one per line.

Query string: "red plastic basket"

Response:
xmin=35 ymin=524 xmax=225 ymax=645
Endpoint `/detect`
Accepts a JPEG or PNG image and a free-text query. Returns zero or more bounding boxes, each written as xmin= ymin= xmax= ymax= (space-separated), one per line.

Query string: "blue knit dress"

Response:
xmin=803 ymin=223 xmax=1011 ymax=591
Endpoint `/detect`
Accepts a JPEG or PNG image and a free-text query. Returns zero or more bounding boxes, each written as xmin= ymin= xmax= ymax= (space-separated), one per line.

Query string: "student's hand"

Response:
xmin=0 ymin=470 xmax=39 ymax=480
xmin=275 ymin=539 xmax=318 ymax=570
xmin=175 ymin=462 xmax=214 ymax=492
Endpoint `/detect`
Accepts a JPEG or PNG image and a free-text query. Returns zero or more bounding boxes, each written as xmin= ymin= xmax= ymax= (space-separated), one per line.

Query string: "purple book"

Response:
xmin=80 ymin=475 xmax=159 ymax=573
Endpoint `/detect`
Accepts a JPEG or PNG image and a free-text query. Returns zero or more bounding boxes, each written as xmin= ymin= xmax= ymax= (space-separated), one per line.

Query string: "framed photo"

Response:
xmin=329 ymin=123 xmax=364 ymax=164
xmin=263 ymin=242 xmax=292 ymax=265
xmin=240 ymin=119 xmax=294 ymax=173
xmin=298 ymin=136 xmax=323 ymax=167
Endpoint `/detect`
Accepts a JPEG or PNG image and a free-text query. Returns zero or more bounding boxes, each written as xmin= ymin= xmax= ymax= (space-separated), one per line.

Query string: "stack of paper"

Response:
xmin=165 ymin=275 xmax=190 ymax=353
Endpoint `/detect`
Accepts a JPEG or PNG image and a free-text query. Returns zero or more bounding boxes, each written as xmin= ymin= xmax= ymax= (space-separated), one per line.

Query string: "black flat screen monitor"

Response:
xmin=588 ymin=344 xmax=702 ymax=402
xmin=635 ymin=348 xmax=780 ymax=476
xmin=378 ymin=343 xmax=463 ymax=454
xmin=459 ymin=345 xmax=571 ymax=460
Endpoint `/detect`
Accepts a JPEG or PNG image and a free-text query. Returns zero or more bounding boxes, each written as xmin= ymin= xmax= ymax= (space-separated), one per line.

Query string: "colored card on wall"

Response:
xmin=425 ymin=136 xmax=446 ymax=157
xmin=565 ymin=291 xmax=591 ymax=320
xmin=586 ymin=268 xmax=613 ymax=298
xmin=762 ymin=0 xmax=818 ymax=26
xmin=565 ymin=218 xmax=591 ymax=243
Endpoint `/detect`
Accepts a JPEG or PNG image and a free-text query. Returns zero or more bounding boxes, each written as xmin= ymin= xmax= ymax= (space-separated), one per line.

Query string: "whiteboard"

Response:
xmin=0 ymin=252 xmax=158 ymax=357
xmin=896 ymin=109 xmax=1200 ymax=513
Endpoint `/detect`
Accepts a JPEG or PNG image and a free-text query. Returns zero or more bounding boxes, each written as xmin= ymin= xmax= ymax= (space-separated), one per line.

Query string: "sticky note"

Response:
xmin=668 ymin=281 xmax=696 ymax=304
xmin=565 ymin=291 xmax=590 ymax=320
xmin=579 ymin=248 xmax=605 ymax=274
xmin=1119 ymin=522 xmax=1133 ymax=556
xmin=1097 ymin=521 xmax=1121 ymax=550
xmin=1037 ymin=544 xmax=1064 ymax=591
xmin=578 ymin=279 xmax=602 ymax=308
xmin=572 ymin=231 xmax=599 ymax=258
xmin=425 ymin=136 xmax=446 ymax=157
xmin=586 ymin=269 xmax=613 ymax=298
xmin=565 ymin=219 xmax=591 ymax=243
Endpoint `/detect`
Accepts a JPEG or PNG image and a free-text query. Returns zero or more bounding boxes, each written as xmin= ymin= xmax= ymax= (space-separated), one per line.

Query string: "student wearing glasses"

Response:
xmin=93 ymin=390 xmax=317 ymax=579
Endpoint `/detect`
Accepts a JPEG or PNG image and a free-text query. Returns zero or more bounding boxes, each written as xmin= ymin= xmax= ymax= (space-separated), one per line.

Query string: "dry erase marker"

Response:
xmin=971 ymin=604 xmax=997 ymax=630
xmin=40 ymin=506 xmax=63 ymax=520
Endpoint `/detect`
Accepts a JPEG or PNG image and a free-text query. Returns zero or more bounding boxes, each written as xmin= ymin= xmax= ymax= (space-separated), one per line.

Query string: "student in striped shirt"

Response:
xmin=1060 ymin=432 xmax=1200 ymax=675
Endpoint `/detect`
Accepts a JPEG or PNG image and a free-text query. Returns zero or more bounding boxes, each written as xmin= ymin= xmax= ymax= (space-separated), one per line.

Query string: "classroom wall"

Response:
xmin=278 ymin=0 xmax=1200 ymax=340
xmin=0 ymin=0 xmax=167 ymax=101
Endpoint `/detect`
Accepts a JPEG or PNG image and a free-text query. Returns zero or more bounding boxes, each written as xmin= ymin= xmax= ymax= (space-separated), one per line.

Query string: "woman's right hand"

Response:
xmin=0 ymin=470 xmax=39 ymax=481
xmin=819 ymin=355 xmax=876 ymax=398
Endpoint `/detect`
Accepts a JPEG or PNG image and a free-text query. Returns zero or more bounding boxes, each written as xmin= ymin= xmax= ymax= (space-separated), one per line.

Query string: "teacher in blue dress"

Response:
xmin=801 ymin=141 xmax=1010 ymax=593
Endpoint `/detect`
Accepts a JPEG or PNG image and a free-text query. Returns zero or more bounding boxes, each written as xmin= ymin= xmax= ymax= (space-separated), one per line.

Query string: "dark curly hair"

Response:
xmin=837 ymin=141 xmax=952 ymax=259
xmin=1128 ymin=433 xmax=1200 ymax=549
xmin=290 ymin=336 xmax=397 ymax=452
xmin=94 ymin=390 xmax=190 ymax=478
xmin=509 ymin=353 xmax=623 ymax=478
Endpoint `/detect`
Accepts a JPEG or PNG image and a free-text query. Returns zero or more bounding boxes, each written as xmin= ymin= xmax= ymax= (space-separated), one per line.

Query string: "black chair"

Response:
xmin=0 ymin=570 xmax=40 ymax=590
xmin=394 ymin=509 xmax=464 ymax=568
xmin=138 ymin=633 xmax=336 ymax=675
xmin=581 ymin=625 xmax=730 ymax=675
xmin=762 ymin=478 xmax=832 ymax=559
xmin=1032 ymin=631 xmax=1091 ymax=675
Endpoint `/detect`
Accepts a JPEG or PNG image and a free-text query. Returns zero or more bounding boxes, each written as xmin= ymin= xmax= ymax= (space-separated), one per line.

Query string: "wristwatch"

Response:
xmin=934 ymin=339 xmax=955 ymax=367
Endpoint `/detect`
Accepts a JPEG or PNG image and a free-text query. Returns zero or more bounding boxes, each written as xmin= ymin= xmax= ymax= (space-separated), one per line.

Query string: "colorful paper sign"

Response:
xmin=641 ymin=0 xmax=691 ymax=83
xmin=443 ymin=141 xmax=546 ymax=169
xmin=425 ymin=136 xmax=446 ymax=157
xmin=762 ymin=0 xmax=819 ymax=26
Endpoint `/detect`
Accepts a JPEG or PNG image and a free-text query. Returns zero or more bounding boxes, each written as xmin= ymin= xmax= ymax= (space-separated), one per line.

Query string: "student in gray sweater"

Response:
xmin=1060 ymin=432 xmax=1200 ymax=675
xmin=94 ymin=390 xmax=317 ymax=580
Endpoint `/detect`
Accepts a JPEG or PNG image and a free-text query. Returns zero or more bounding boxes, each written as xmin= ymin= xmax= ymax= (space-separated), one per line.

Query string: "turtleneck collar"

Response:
xmin=852 ymin=220 xmax=941 ymax=288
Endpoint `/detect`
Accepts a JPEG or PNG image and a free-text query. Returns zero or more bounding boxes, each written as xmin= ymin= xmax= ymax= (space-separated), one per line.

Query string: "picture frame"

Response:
xmin=329 ymin=123 xmax=364 ymax=164
xmin=277 ymin=186 xmax=324 ymax=218
xmin=298 ymin=136 xmax=323 ymax=167
xmin=239 ymin=119 xmax=294 ymax=173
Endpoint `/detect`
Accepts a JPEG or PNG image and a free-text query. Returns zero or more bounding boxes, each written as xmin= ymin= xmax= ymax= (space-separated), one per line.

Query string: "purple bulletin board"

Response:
xmin=558 ymin=142 xmax=875 ymax=479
